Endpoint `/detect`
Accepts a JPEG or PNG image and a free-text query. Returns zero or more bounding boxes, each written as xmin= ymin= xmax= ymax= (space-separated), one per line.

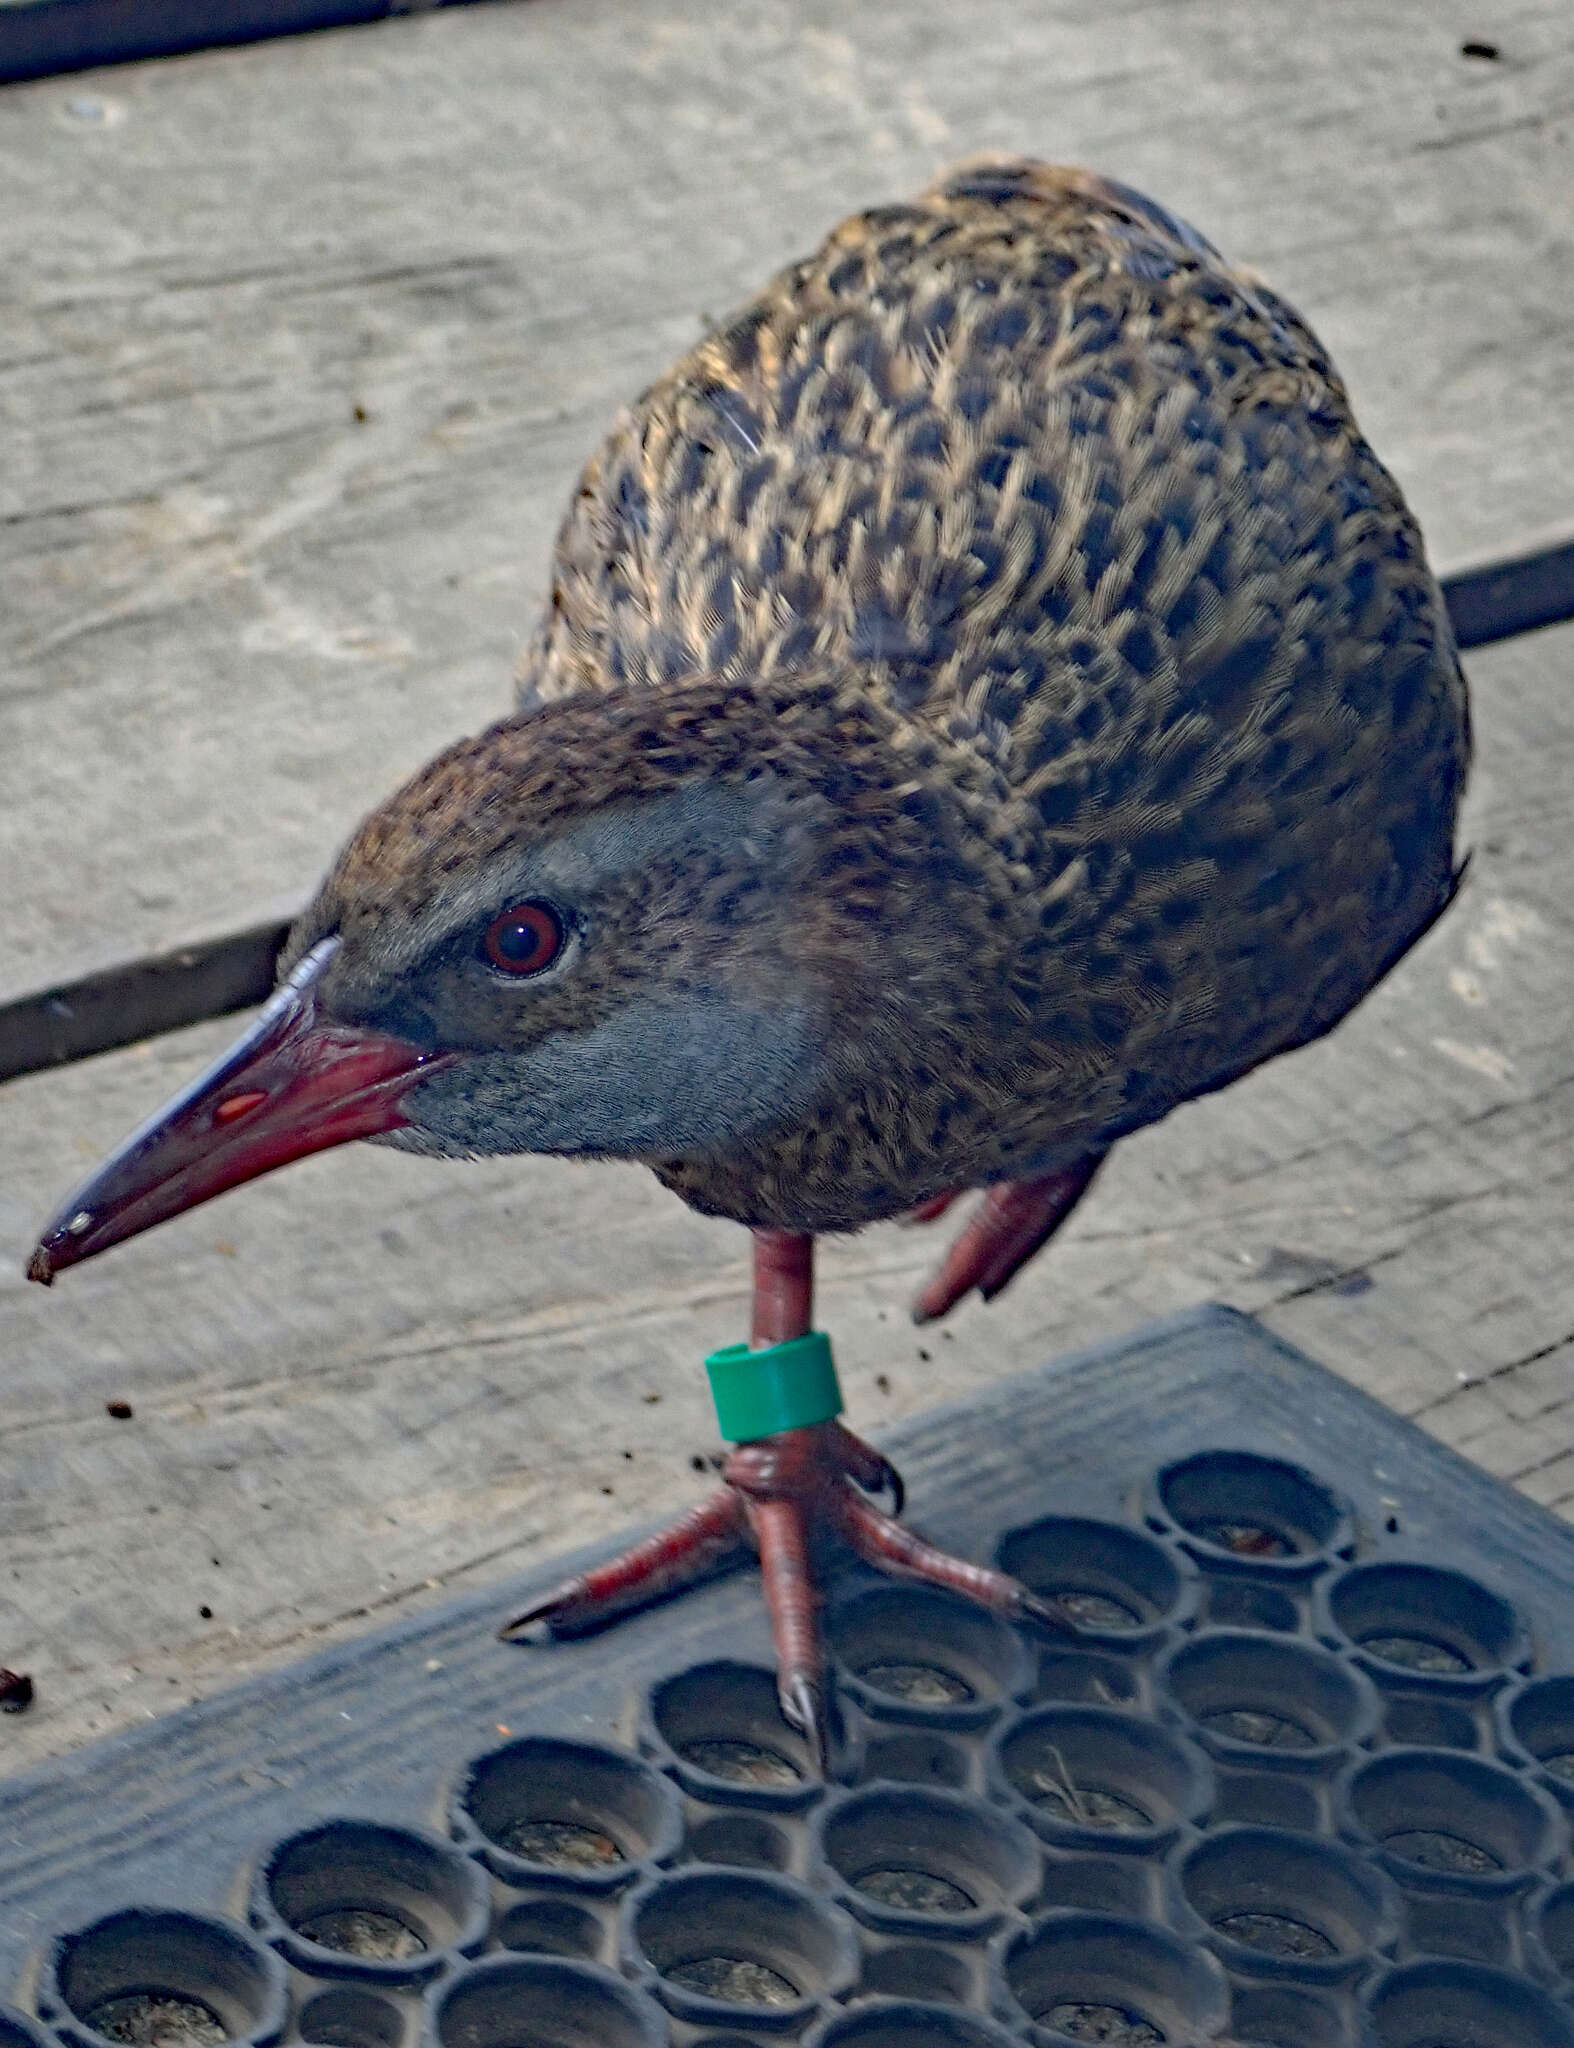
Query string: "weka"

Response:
xmin=30 ymin=160 xmax=1469 ymax=1765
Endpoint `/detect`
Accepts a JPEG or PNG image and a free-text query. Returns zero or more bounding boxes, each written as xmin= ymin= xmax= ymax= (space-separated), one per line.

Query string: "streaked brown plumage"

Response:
xmin=293 ymin=157 xmax=1467 ymax=1235
xmin=30 ymin=160 xmax=1470 ymax=1760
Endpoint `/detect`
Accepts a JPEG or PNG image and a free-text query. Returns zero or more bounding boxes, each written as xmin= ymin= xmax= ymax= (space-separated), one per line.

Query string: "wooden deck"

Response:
xmin=0 ymin=0 xmax=1571 ymax=1770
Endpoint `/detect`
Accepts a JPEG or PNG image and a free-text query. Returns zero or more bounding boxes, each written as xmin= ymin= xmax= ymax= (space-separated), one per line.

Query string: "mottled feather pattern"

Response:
xmin=306 ymin=159 xmax=1467 ymax=1232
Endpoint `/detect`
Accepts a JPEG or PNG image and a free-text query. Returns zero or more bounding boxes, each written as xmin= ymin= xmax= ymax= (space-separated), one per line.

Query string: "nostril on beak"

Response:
xmin=213 ymin=1091 xmax=269 ymax=1126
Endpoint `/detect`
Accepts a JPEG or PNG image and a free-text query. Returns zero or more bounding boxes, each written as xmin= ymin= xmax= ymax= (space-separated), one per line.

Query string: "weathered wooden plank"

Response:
xmin=2 ymin=609 xmax=1569 ymax=1772
xmin=2 ymin=0 xmax=1573 ymax=1772
xmin=0 ymin=0 xmax=1571 ymax=1002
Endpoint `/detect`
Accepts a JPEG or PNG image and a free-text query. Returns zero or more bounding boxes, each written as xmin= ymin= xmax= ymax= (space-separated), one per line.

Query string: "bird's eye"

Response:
xmin=482 ymin=900 xmax=565 ymax=976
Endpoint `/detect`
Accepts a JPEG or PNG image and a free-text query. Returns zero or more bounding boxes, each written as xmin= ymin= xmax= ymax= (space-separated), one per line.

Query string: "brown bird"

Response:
xmin=29 ymin=160 xmax=1469 ymax=1765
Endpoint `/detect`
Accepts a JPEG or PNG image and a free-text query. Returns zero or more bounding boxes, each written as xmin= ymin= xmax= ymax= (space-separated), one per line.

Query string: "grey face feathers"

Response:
xmin=347 ymin=773 xmax=835 ymax=1163
xmin=283 ymin=676 xmax=989 ymax=1180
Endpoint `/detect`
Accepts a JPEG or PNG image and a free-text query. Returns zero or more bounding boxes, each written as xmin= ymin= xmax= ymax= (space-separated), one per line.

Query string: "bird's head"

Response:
xmin=29 ymin=675 xmax=990 ymax=1281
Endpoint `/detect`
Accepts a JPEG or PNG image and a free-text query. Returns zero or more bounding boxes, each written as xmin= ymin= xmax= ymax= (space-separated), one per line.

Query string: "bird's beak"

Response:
xmin=26 ymin=938 xmax=454 ymax=1284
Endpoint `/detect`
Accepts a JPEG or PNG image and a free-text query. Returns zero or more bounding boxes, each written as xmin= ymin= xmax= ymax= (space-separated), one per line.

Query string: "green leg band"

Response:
xmin=705 ymin=1331 xmax=844 ymax=1442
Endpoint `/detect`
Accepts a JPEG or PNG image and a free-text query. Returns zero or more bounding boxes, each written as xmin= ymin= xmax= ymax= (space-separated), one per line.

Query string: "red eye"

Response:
xmin=483 ymin=901 xmax=565 ymax=976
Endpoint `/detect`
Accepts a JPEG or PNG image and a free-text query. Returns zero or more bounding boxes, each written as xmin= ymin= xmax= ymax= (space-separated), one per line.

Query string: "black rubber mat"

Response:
xmin=3 ymin=1303 xmax=1573 ymax=2047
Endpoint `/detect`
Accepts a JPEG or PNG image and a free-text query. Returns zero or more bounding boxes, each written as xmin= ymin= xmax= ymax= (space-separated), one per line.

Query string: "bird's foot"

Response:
xmin=909 ymin=1153 xmax=1107 ymax=1323
xmin=501 ymin=1415 xmax=1071 ymax=1774
xmin=725 ymin=1421 xmax=1076 ymax=1767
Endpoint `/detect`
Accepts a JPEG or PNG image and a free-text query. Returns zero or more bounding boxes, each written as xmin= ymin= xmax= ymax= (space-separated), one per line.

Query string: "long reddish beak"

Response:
xmin=26 ymin=939 xmax=454 ymax=1283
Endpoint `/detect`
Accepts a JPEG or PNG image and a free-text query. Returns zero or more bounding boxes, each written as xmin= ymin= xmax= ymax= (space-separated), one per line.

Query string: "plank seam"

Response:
xmin=1 ymin=535 xmax=1570 ymax=1087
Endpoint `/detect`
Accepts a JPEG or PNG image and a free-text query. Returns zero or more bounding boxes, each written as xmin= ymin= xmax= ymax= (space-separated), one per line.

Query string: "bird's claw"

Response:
xmin=826 ymin=1419 xmax=905 ymax=1516
xmin=497 ymin=1580 xmax=583 ymax=1641
xmin=1016 ymin=1587 xmax=1081 ymax=1639
xmin=867 ymin=1456 xmax=905 ymax=1518
xmin=780 ymin=1672 xmax=831 ymax=1777
xmin=833 ymin=1483 xmax=1082 ymax=1642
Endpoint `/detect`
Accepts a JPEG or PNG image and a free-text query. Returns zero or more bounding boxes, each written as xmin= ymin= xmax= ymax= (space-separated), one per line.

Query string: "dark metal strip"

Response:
xmin=0 ymin=922 xmax=289 ymax=1085
xmin=0 ymin=0 xmax=468 ymax=87
xmin=1442 ymin=532 xmax=1574 ymax=651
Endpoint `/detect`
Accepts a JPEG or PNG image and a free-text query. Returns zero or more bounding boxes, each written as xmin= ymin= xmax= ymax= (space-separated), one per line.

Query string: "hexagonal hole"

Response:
xmin=1327 ymin=1564 xmax=1524 ymax=1683
xmin=259 ymin=1821 xmax=486 ymax=1974
xmin=1156 ymin=1453 xmax=1347 ymax=1566
xmin=819 ymin=1786 xmax=1037 ymax=1930
xmin=628 ymin=1870 xmax=854 ymax=2021
xmin=50 ymin=1912 xmax=283 ymax=2048
xmin=1162 ymin=1630 xmax=1372 ymax=1758
xmin=811 ymin=1999 xmax=1017 ymax=2046
xmin=1178 ymin=1826 xmax=1394 ymax=1972
xmin=647 ymin=1663 xmax=816 ymax=1802
xmin=1366 ymin=1959 xmax=1574 ymax=2048
xmin=296 ymin=1991 xmax=402 ymax=2048
xmin=1000 ymin=1913 xmax=1227 ymax=2043
xmin=1228 ymin=1985 xmax=1350 ymax=2048
xmin=1506 ymin=1675 xmax=1574 ymax=1791
xmin=456 ymin=1737 xmax=678 ymax=1884
xmin=997 ymin=1517 xmax=1185 ymax=1637
xmin=997 ymin=1705 xmax=1210 ymax=1847
xmin=827 ymin=1587 xmax=1027 ymax=1724
xmin=428 ymin=1956 xmax=662 ymax=2048
xmin=1345 ymin=1750 xmax=1554 ymax=1883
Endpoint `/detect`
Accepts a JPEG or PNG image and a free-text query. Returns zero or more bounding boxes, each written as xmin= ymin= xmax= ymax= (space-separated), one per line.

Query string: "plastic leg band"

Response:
xmin=705 ymin=1332 xmax=844 ymax=1443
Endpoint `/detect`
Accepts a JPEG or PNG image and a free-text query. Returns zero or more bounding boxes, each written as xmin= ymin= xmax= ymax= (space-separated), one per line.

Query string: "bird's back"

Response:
xmin=515 ymin=159 xmax=1469 ymax=1217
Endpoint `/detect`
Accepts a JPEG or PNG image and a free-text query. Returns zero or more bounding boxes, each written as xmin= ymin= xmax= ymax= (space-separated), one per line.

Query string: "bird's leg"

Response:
xmin=496 ymin=1227 xmax=823 ymax=1646
xmin=753 ymin=1227 xmax=904 ymax=1503
xmin=731 ymin=1229 xmax=834 ymax=1764
xmin=750 ymin=1225 xmax=815 ymax=1345
xmin=750 ymin=1234 xmax=903 ymax=1503
xmin=911 ymin=1153 xmax=1107 ymax=1323
xmin=728 ymin=1230 xmax=1075 ymax=1758
xmin=502 ymin=1226 xmax=1076 ymax=1760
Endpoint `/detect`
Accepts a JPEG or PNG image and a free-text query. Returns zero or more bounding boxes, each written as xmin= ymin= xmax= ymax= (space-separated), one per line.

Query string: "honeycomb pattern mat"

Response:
xmin=4 ymin=1305 xmax=1574 ymax=2048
